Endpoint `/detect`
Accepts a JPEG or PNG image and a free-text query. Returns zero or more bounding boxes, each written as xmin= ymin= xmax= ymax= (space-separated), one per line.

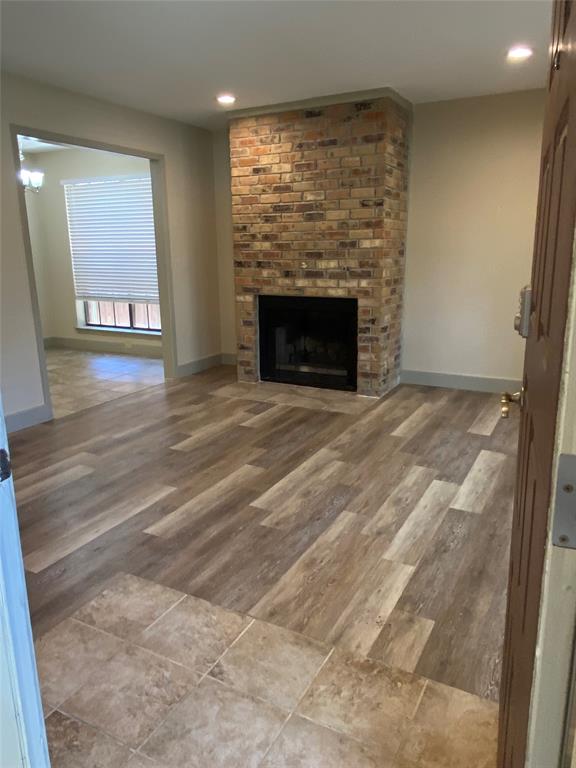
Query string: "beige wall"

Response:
xmin=23 ymin=146 xmax=161 ymax=353
xmin=212 ymin=128 xmax=235 ymax=357
xmin=1 ymin=73 xmax=220 ymax=422
xmin=403 ymin=89 xmax=545 ymax=385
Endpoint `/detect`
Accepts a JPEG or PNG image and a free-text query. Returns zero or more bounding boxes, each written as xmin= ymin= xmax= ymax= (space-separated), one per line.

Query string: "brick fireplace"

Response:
xmin=229 ymin=96 xmax=410 ymax=397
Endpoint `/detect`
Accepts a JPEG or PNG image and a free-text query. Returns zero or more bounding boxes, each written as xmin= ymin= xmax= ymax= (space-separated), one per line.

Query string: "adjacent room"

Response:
xmin=19 ymin=136 xmax=165 ymax=418
xmin=1 ymin=2 xmax=575 ymax=768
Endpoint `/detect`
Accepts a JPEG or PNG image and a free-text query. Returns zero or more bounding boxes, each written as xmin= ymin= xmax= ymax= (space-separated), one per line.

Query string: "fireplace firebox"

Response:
xmin=258 ymin=296 xmax=358 ymax=391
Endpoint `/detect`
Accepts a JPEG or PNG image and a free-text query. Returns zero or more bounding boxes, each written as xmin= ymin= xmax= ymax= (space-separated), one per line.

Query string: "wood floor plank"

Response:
xmin=251 ymin=409 xmax=351 ymax=472
xmin=451 ymin=449 xmax=507 ymax=513
xmin=362 ymin=465 xmax=437 ymax=538
xmin=170 ymin=408 xmax=255 ymax=451
xmin=467 ymin=398 xmax=500 ymax=436
xmin=251 ymin=512 xmax=410 ymax=648
xmin=145 ymin=464 xmax=264 ymax=538
xmin=15 ymin=463 xmax=96 ymax=505
xmin=330 ymin=559 xmax=415 ymax=656
xmin=138 ymin=502 xmax=268 ymax=592
xmin=251 ymin=511 xmax=360 ymax=631
xmin=413 ymin=457 xmax=515 ymax=700
xmin=485 ymin=408 xmax=521 ymax=456
xmin=326 ymin=395 xmax=413 ymax=457
xmin=14 ymin=452 xmax=97 ymax=491
xmin=25 ymin=483 xmax=176 ymax=573
xmin=390 ymin=396 xmax=448 ymax=439
xmin=385 ymin=480 xmax=459 ymax=566
xmin=252 ymin=448 xmax=341 ymax=512
xmin=180 ymin=507 xmax=341 ymax=613
xmin=426 ymin=388 xmax=491 ymax=432
xmin=402 ymin=425 xmax=486 ymax=484
xmin=368 ymin=609 xmax=435 ymax=673
xmin=261 ymin=481 xmax=353 ymax=533
xmin=241 ymin=403 xmax=290 ymax=428
xmin=211 ymin=382 xmax=274 ymax=401
xmin=395 ymin=509 xmax=480 ymax=621
xmin=343 ymin=450 xmax=417 ymax=518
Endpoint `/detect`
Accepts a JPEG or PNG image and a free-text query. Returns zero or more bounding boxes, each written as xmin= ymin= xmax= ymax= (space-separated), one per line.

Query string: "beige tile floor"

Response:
xmin=38 ymin=572 xmax=499 ymax=768
xmin=45 ymin=349 xmax=165 ymax=418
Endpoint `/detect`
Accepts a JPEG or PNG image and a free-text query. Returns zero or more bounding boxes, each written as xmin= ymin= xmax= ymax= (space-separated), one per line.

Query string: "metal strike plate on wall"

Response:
xmin=552 ymin=454 xmax=576 ymax=549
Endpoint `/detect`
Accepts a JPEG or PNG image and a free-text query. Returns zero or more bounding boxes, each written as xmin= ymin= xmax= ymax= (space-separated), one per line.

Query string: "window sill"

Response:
xmin=76 ymin=325 xmax=162 ymax=339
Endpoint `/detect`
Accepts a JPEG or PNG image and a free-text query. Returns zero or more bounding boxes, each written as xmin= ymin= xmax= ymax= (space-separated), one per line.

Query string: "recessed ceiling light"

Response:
xmin=217 ymin=93 xmax=236 ymax=106
xmin=507 ymin=45 xmax=533 ymax=62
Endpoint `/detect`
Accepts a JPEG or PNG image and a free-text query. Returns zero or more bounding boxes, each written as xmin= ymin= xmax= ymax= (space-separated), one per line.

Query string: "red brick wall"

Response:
xmin=229 ymin=97 xmax=410 ymax=396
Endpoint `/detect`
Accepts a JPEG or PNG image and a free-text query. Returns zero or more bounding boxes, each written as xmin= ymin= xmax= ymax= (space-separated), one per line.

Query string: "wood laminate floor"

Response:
xmin=10 ymin=366 xmax=519 ymax=767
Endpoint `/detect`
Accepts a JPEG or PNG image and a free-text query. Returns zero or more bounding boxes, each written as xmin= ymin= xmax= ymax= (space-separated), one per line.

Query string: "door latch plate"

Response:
xmin=514 ymin=285 xmax=532 ymax=339
xmin=552 ymin=454 xmax=576 ymax=549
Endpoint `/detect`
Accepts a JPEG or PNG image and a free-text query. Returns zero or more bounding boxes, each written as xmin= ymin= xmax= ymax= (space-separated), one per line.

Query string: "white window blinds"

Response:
xmin=63 ymin=175 xmax=159 ymax=303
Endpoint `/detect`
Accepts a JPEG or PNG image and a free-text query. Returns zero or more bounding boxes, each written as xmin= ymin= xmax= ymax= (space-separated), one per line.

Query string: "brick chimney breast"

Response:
xmin=229 ymin=97 xmax=410 ymax=397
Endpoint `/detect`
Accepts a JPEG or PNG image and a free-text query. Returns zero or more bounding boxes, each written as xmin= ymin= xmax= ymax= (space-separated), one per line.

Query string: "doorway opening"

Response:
xmin=18 ymin=134 xmax=168 ymax=419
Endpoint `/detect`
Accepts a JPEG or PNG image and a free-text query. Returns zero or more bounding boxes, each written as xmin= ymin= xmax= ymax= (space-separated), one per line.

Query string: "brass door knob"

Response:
xmin=501 ymin=389 xmax=524 ymax=418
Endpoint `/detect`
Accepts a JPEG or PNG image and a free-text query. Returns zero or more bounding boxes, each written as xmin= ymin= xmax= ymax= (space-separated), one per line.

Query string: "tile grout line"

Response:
xmin=52 ymin=703 xmax=135 ymax=752
xmin=291 ymin=644 xmax=335 ymax=715
xmin=254 ymin=709 xmax=292 ymax=767
xmin=294 ymin=709 xmax=387 ymax=752
xmin=132 ymin=678 xmax=197 ymax=761
xmin=200 ymin=617 xmax=256 ymax=683
xmin=412 ymin=677 xmax=430 ymax=718
xmin=255 ymin=646 xmax=336 ymax=767
xmin=49 ymin=614 xmax=201 ymax=752
xmin=137 ymin=614 xmax=336 ymax=765
xmin=136 ymin=592 xmax=188 ymax=636
xmin=133 ymin=617 xmax=257 ymax=759
xmin=68 ymin=598 xmax=204 ymax=674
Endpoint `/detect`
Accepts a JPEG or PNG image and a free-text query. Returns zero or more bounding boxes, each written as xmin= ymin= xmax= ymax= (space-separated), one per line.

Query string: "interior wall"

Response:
xmin=22 ymin=146 xmax=161 ymax=354
xmin=212 ymin=128 xmax=236 ymax=358
xmin=1 ymin=73 xmax=220 ymax=424
xmin=1 ymin=124 xmax=45 ymax=420
xmin=402 ymin=89 xmax=546 ymax=387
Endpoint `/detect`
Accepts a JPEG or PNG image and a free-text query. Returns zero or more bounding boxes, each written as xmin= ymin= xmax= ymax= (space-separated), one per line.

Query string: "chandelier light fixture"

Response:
xmin=19 ymin=168 xmax=45 ymax=192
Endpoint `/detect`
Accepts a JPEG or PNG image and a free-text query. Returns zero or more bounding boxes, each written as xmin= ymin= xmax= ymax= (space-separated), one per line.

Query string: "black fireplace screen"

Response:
xmin=258 ymin=295 xmax=358 ymax=391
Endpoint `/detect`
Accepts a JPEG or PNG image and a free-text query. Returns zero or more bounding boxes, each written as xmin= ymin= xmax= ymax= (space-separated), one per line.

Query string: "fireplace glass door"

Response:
xmin=258 ymin=295 xmax=357 ymax=391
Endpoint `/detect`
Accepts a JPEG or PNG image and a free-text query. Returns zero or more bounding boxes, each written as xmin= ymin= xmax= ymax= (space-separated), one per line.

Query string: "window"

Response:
xmin=84 ymin=300 xmax=161 ymax=331
xmin=63 ymin=174 xmax=161 ymax=332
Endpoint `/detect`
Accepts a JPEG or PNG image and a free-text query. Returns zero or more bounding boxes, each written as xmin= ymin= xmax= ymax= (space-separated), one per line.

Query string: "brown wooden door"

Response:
xmin=498 ymin=2 xmax=576 ymax=765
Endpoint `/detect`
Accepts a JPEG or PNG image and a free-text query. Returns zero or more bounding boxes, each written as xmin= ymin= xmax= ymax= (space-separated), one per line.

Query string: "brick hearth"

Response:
xmin=229 ymin=96 xmax=410 ymax=396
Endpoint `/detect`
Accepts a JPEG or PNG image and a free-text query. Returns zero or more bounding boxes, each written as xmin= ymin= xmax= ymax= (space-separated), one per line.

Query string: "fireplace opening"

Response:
xmin=258 ymin=295 xmax=358 ymax=391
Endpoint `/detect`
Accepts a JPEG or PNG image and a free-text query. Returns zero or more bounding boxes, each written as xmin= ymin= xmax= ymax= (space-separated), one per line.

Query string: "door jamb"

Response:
xmin=9 ymin=124 xmax=178 ymax=413
xmin=526 ymin=237 xmax=576 ymax=766
xmin=10 ymin=128 xmax=53 ymax=423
